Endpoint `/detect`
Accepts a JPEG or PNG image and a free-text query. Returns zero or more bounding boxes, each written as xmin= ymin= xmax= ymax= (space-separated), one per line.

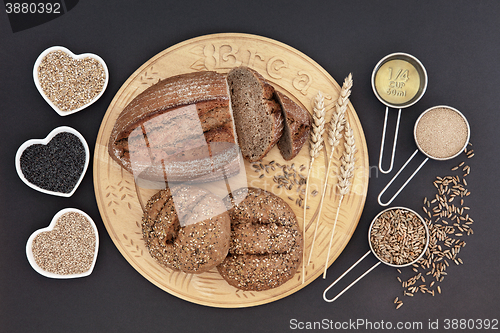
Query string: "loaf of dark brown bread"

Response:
xmin=108 ymin=71 xmax=240 ymax=183
xmin=227 ymin=67 xmax=284 ymax=162
xmin=109 ymin=69 xmax=311 ymax=183
xmin=142 ymin=185 xmax=231 ymax=274
xmin=218 ymin=187 xmax=303 ymax=291
xmin=276 ymin=91 xmax=311 ymax=160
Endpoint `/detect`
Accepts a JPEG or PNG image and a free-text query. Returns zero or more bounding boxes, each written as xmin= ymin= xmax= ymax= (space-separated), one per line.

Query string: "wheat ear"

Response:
xmin=307 ymin=74 xmax=353 ymax=265
xmin=323 ymin=120 xmax=356 ymax=279
xmin=301 ymin=91 xmax=325 ymax=283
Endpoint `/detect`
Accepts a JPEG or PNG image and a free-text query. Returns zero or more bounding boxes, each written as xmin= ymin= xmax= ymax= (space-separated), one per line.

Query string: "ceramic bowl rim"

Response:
xmin=15 ymin=126 xmax=90 ymax=197
xmin=33 ymin=45 xmax=109 ymax=116
xmin=26 ymin=208 xmax=99 ymax=279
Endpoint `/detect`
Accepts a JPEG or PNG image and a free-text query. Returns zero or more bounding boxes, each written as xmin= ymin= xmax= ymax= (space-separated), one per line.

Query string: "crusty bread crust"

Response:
xmin=276 ymin=91 xmax=311 ymax=161
xmin=108 ymin=71 xmax=240 ymax=183
xmin=108 ymin=69 xmax=309 ymax=183
xmin=142 ymin=185 xmax=231 ymax=274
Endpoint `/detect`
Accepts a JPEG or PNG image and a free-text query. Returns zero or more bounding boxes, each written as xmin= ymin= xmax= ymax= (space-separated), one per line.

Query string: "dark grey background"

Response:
xmin=1 ymin=1 xmax=498 ymax=332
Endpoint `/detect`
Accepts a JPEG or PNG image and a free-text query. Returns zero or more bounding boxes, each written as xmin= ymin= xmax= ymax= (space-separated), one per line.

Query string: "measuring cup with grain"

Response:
xmin=378 ymin=105 xmax=470 ymax=206
xmin=323 ymin=207 xmax=429 ymax=302
xmin=372 ymin=53 xmax=428 ymax=174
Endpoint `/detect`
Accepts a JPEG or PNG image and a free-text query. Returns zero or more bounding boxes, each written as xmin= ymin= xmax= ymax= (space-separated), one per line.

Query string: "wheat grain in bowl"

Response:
xmin=33 ymin=46 xmax=109 ymax=116
xmin=369 ymin=207 xmax=428 ymax=266
xmin=26 ymin=208 xmax=99 ymax=279
xmin=414 ymin=106 xmax=469 ymax=160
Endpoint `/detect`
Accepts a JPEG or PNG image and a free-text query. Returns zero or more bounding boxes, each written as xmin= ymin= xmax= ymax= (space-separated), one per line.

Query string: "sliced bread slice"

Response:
xmin=227 ymin=67 xmax=283 ymax=162
xmin=276 ymin=91 xmax=311 ymax=160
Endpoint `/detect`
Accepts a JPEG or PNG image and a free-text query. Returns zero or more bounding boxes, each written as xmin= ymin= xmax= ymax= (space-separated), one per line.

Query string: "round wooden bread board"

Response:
xmin=94 ymin=33 xmax=369 ymax=307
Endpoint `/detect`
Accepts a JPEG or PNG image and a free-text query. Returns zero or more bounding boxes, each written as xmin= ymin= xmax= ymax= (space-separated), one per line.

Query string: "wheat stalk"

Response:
xmin=301 ymin=91 xmax=325 ymax=283
xmin=307 ymin=74 xmax=353 ymax=265
xmin=309 ymin=91 xmax=326 ymax=159
xmin=328 ymin=73 xmax=353 ymax=149
xmin=323 ymin=120 xmax=356 ymax=279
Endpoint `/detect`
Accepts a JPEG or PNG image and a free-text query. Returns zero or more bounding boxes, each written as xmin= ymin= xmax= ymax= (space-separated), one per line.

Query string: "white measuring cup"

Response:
xmin=372 ymin=53 xmax=428 ymax=174
xmin=378 ymin=105 xmax=470 ymax=206
xmin=323 ymin=207 xmax=429 ymax=302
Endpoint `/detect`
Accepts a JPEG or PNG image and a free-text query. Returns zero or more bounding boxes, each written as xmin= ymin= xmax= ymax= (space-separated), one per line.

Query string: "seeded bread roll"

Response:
xmin=218 ymin=187 xmax=303 ymax=291
xmin=142 ymin=185 xmax=231 ymax=274
xmin=227 ymin=67 xmax=284 ymax=162
xmin=108 ymin=71 xmax=240 ymax=183
xmin=276 ymin=91 xmax=311 ymax=160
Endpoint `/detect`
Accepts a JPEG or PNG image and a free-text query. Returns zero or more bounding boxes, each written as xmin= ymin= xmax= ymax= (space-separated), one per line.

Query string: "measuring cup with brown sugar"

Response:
xmin=372 ymin=53 xmax=428 ymax=174
xmin=378 ymin=105 xmax=470 ymax=206
xmin=323 ymin=207 xmax=429 ymax=302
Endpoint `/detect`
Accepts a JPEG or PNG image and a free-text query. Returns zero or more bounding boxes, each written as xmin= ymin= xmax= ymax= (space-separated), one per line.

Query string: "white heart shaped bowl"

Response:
xmin=15 ymin=126 xmax=90 ymax=197
xmin=26 ymin=208 xmax=99 ymax=279
xmin=33 ymin=46 xmax=109 ymax=116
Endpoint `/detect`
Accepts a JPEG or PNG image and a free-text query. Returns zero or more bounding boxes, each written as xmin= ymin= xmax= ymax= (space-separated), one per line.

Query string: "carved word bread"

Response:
xmin=218 ymin=187 xmax=303 ymax=291
xmin=108 ymin=68 xmax=311 ymax=182
xmin=142 ymin=185 xmax=231 ymax=274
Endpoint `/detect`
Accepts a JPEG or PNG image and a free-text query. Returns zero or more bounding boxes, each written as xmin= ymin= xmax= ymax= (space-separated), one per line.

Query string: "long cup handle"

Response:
xmin=378 ymin=149 xmax=429 ymax=206
xmin=378 ymin=107 xmax=402 ymax=174
xmin=323 ymin=251 xmax=381 ymax=302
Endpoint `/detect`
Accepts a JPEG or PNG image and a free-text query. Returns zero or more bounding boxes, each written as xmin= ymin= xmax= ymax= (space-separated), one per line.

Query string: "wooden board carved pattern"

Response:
xmin=94 ymin=33 xmax=369 ymax=308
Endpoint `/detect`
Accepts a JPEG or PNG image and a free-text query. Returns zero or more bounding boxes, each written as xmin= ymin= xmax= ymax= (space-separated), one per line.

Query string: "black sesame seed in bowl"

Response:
xmin=15 ymin=126 xmax=90 ymax=197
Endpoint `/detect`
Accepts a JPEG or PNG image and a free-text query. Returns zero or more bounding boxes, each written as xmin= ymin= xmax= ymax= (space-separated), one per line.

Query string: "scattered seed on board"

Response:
xmin=250 ymin=160 xmax=307 ymax=208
